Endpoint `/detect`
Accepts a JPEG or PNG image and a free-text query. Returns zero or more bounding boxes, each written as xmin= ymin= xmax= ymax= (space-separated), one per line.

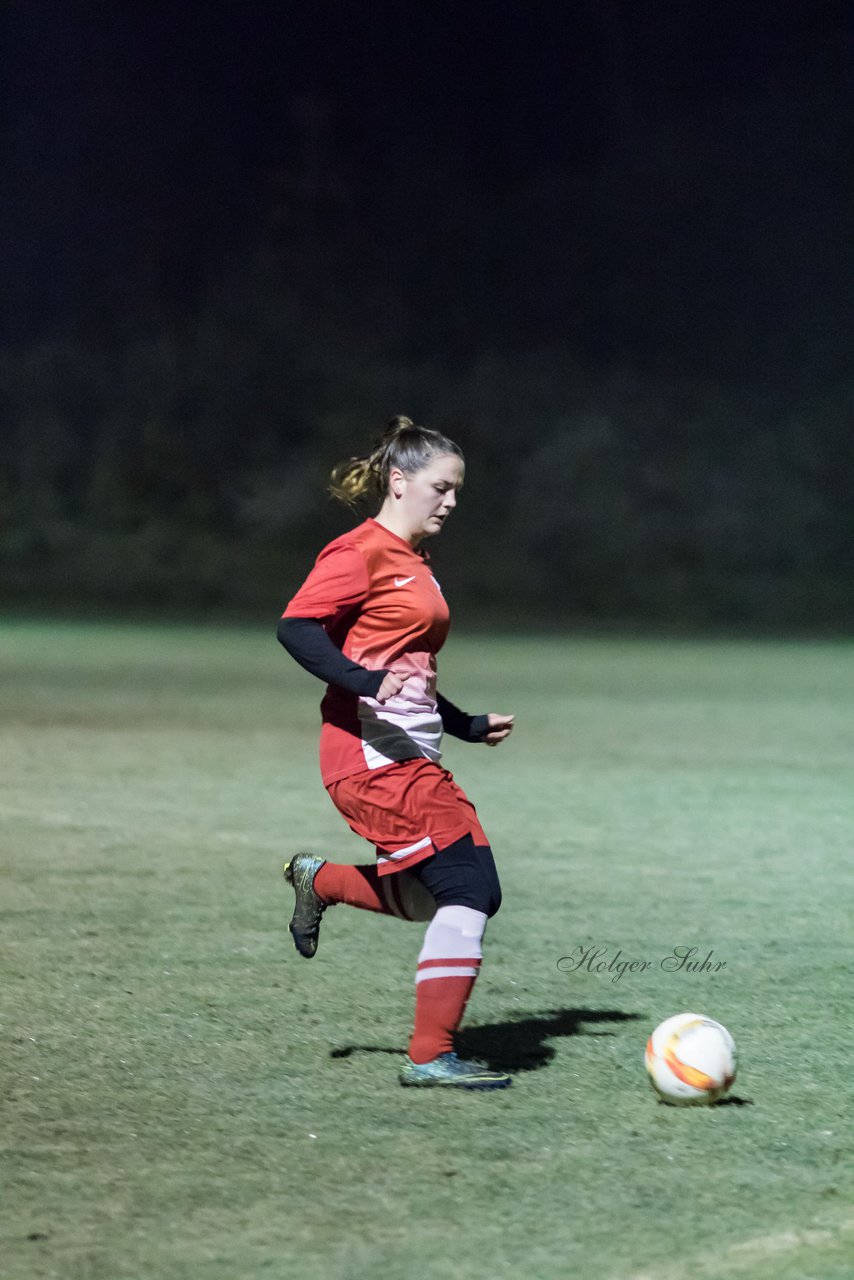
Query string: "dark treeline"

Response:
xmin=3 ymin=317 xmax=851 ymax=628
xmin=2 ymin=6 xmax=851 ymax=627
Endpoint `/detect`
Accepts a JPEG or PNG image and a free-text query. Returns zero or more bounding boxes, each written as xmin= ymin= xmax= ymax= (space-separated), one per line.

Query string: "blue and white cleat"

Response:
xmin=283 ymin=854 xmax=327 ymax=958
xmin=399 ymin=1052 xmax=512 ymax=1090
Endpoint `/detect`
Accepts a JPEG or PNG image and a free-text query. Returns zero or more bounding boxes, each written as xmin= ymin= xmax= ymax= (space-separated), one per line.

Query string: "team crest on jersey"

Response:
xmin=430 ymin=574 xmax=443 ymax=594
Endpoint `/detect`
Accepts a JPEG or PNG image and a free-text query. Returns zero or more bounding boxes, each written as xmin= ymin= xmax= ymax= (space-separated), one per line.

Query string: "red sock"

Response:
xmin=407 ymin=905 xmax=487 ymax=1063
xmin=408 ymin=973 xmax=479 ymax=1063
xmin=313 ymin=862 xmax=395 ymax=915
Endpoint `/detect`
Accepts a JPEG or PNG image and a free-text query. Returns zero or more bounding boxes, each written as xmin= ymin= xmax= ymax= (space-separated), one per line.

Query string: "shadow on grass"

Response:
xmin=652 ymin=1094 xmax=754 ymax=1108
xmin=331 ymin=1007 xmax=644 ymax=1073
xmin=458 ymin=1007 xmax=644 ymax=1072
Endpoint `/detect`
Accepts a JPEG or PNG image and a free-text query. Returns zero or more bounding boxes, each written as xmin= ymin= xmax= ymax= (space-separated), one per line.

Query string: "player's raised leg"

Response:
xmin=284 ymin=855 xmax=434 ymax=958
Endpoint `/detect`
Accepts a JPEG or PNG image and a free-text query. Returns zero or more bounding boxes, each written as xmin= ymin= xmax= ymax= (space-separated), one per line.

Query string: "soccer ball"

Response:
xmin=645 ymin=1012 xmax=736 ymax=1106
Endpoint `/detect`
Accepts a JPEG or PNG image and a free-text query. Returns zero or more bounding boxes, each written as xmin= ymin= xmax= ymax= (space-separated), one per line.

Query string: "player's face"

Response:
xmin=396 ymin=454 xmax=464 ymax=542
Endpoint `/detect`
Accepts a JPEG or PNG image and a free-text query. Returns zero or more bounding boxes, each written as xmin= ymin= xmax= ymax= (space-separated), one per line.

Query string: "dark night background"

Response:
xmin=2 ymin=1 xmax=851 ymax=625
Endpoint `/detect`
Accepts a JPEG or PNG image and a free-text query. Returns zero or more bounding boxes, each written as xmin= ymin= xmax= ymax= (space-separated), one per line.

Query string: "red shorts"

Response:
xmin=326 ymin=757 xmax=489 ymax=876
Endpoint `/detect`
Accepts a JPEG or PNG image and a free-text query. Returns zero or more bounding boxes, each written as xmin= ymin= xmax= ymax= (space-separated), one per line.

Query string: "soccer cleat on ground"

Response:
xmin=399 ymin=1052 xmax=512 ymax=1090
xmin=283 ymin=854 xmax=327 ymax=958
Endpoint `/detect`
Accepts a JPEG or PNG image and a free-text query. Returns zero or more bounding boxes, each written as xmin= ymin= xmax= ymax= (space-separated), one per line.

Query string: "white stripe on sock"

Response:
xmin=415 ymin=964 xmax=480 ymax=984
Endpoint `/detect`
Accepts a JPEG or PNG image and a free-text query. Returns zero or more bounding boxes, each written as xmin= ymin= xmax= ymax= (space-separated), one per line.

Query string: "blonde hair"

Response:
xmin=329 ymin=415 xmax=464 ymax=508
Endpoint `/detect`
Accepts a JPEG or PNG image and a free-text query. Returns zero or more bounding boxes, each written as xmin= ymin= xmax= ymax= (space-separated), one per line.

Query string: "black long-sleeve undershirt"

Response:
xmin=436 ymin=693 xmax=490 ymax=743
xmin=277 ymin=616 xmax=385 ymax=697
xmin=277 ymin=616 xmax=489 ymax=742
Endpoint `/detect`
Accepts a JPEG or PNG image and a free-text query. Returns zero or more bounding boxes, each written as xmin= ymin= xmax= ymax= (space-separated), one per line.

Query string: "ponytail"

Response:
xmin=329 ymin=416 xmax=463 ymax=508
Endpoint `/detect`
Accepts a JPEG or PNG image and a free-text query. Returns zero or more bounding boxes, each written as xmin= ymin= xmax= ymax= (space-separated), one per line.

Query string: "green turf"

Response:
xmin=2 ymin=619 xmax=853 ymax=1280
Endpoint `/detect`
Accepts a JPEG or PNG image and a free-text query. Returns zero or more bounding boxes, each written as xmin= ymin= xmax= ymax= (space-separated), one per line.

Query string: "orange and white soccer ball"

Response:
xmin=645 ymin=1012 xmax=737 ymax=1105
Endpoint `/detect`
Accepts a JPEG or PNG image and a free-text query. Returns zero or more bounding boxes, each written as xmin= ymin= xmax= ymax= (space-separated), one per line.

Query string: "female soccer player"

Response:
xmin=278 ymin=416 xmax=514 ymax=1090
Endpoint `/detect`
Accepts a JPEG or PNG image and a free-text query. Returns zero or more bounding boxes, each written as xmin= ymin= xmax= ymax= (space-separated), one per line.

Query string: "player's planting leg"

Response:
xmin=400 ymin=837 xmax=511 ymax=1090
xmin=400 ymin=904 xmax=510 ymax=1090
xmin=407 ymin=904 xmax=484 ymax=1062
xmin=399 ymin=1052 xmax=511 ymax=1089
xmin=284 ymin=856 xmax=435 ymax=958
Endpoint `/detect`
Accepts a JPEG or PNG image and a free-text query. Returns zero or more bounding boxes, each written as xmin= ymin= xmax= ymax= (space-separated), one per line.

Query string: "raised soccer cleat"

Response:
xmin=283 ymin=854 xmax=327 ymax=958
xmin=399 ymin=1052 xmax=512 ymax=1091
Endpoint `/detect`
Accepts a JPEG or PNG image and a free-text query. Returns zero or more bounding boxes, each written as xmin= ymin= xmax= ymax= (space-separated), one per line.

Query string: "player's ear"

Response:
xmin=388 ymin=466 xmax=406 ymax=499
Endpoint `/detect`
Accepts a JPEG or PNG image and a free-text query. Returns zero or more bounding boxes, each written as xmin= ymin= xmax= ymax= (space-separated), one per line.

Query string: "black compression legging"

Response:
xmin=411 ymin=833 xmax=502 ymax=917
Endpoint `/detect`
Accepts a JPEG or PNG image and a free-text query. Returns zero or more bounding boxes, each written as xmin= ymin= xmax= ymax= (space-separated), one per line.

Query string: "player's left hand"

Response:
xmin=483 ymin=713 xmax=514 ymax=746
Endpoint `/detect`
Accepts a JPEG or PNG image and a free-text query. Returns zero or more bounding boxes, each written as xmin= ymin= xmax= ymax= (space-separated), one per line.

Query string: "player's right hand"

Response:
xmin=375 ymin=670 xmax=407 ymax=704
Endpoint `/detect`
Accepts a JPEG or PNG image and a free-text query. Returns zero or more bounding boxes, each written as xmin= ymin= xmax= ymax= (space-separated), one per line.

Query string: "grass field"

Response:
xmin=2 ymin=618 xmax=854 ymax=1280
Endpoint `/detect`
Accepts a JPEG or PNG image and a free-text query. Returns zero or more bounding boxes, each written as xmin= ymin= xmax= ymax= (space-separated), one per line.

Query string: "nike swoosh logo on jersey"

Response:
xmin=394 ymin=576 xmax=416 ymax=587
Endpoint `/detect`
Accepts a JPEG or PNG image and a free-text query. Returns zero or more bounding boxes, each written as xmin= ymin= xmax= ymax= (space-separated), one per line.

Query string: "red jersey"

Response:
xmin=283 ymin=519 xmax=451 ymax=786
